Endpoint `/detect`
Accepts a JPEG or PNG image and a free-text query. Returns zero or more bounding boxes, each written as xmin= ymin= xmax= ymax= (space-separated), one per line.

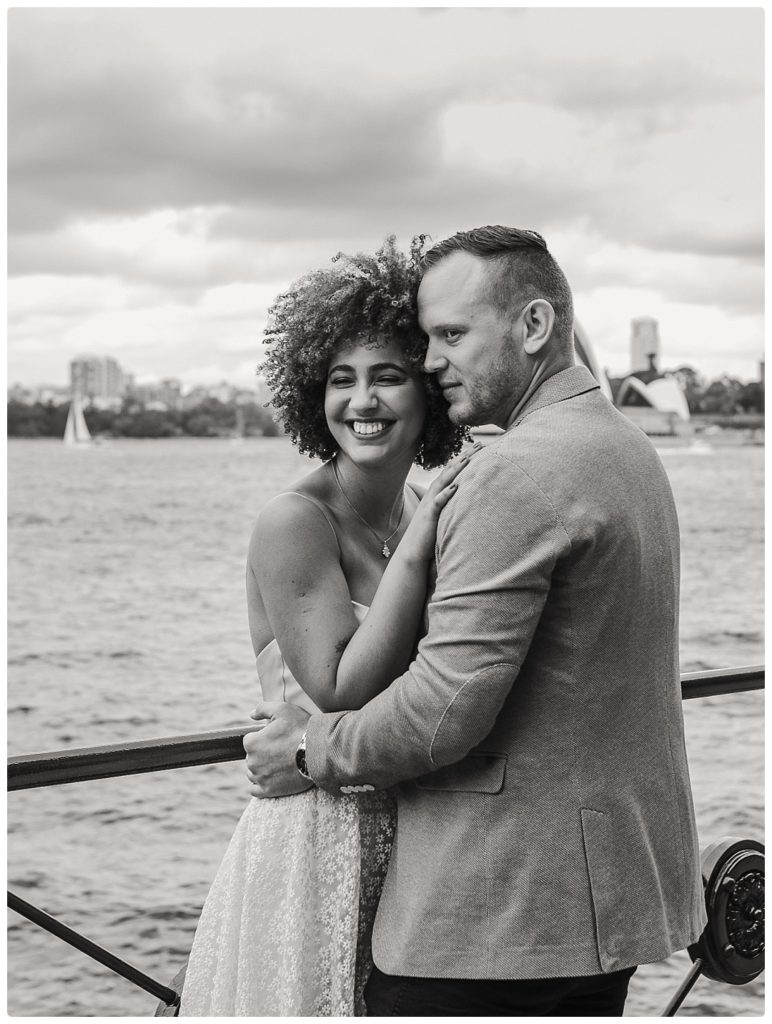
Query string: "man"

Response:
xmin=245 ymin=226 xmax=706 ymax=1015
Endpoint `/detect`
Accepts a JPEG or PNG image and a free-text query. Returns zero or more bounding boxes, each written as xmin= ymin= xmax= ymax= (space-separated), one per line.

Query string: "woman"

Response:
xmin=180 ymin=238 xmax=471 ymax=1016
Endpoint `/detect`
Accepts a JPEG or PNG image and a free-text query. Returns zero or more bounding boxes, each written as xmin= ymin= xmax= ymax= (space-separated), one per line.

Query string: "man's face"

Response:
xmin=418 ymin=251 xmax=529 ymax=428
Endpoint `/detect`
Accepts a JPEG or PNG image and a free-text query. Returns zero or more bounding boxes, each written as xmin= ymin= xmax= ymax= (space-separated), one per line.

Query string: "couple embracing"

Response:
xmin=180 ymin=226 xmax=706 ymax=1017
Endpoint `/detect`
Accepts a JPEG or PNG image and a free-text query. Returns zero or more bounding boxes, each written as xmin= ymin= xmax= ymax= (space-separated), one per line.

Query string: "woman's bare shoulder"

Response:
xmin=249 ymin=474 xmax=339 ymax=574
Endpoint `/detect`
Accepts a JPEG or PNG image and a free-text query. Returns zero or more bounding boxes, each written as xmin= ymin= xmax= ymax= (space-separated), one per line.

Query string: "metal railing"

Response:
xmin=8 ymin=726 xmax=250 ymax=792
xmin=9 ymin=665 xmax=763 ymax=793
xmin=7 ymin=664 xmax=765 ymax=1011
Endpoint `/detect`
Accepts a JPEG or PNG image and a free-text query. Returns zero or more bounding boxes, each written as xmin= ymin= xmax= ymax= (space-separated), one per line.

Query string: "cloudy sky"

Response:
xmin=8 ymin=7 xmax=764 ymax=390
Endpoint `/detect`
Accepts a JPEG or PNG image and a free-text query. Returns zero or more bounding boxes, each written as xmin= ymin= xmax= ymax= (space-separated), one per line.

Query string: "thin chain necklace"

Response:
xmin=331 ymin=459 xmax=405 ymax=559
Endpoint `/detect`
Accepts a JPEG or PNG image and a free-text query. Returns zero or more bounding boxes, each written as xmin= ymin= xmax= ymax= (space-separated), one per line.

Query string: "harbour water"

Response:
xmin=7 ymin=437 xmax=764 ymax=1016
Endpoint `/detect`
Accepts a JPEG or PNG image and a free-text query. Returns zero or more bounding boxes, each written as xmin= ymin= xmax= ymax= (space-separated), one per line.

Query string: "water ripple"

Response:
xmin=7 ymin=438 xmax=764 ymax=1017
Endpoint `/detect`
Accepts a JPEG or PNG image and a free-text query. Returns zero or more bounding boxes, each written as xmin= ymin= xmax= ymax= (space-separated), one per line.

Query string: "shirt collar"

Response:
xmin=506 ymin=364 xmax=601 ymax=431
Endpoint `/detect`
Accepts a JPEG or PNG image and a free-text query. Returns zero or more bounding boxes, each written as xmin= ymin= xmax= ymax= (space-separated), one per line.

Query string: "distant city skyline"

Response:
xmin=8 ymin=347 xmax=277 ymax=413
xmin=9 ymin=337 xmax=763 ymax=397
xmin=8 ymin=9 xmax=763 ymax=389
xmin=10 ymin=363 xmax=272 ymax=395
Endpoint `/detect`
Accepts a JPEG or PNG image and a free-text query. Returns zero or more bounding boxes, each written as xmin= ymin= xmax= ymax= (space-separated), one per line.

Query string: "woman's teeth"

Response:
xmin=352 ymin=421 xmax=389 ymax=436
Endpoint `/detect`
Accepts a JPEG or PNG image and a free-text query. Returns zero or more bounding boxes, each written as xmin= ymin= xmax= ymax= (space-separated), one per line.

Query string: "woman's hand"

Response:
xmin=399 ymin=444 xmax=481 ymax=564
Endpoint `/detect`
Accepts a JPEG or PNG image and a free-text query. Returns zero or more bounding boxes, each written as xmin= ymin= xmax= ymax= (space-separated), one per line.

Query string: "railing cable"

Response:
xmin=662 ymin=958 xmax=704 ymax=1016
xmin=7 ymin=891 xmax=180 ymax=1006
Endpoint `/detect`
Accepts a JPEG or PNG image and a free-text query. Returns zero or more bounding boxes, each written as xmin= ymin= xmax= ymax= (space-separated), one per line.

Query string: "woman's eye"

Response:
xmin=329 ymin=377 xmax=353 ymax=388
xmin=376 ymin=375 xmax=402 ymax=385
xmin=443 ymin=330 xmax=462 ymax=343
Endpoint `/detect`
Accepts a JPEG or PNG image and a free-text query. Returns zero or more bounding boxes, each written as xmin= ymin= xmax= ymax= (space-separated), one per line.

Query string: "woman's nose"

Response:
xmin=349 ymin=381 xmax=379 ymax=412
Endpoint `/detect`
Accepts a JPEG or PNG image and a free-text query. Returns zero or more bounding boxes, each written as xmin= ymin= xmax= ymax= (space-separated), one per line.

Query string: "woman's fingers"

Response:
xmin=429 ymin=442 xmax=483 ymax=496
xmin=429 ymin=461 xmax=463 ymax=494
xmin=432 ymin=481 xmax=459 ymax=508
xmin=448 ymin=442 xmax=483 ymax=476
xmin=248 ymin=701 xmax=287 ymax=722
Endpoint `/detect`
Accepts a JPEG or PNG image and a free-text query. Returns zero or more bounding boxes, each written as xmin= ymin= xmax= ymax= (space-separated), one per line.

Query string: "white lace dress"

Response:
xmin=180 ymin=604 xmax=396 ymax=1017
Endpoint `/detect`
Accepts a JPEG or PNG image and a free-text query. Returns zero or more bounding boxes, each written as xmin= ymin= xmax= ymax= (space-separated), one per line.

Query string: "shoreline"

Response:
xmin=7 ymin=431 xmax=765 ymax=447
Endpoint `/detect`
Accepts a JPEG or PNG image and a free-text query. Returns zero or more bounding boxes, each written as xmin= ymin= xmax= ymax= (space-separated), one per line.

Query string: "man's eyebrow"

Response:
xmin=426 ymin=322 xmax=466 ymax=332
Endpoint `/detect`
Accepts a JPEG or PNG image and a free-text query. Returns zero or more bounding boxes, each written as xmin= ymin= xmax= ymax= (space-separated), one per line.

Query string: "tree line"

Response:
xmin=669 ymin=367 xmax=764 ymax=416
xmin=7 ymin=397 xmax=285 ymax=439
xmin=8 ymin=369 xmax=764 ymax=439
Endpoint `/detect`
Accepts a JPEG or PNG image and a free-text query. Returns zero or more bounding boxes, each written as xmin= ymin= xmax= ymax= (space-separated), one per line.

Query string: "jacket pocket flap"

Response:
xmin=414 ymin=752 xmax=507 ymax=794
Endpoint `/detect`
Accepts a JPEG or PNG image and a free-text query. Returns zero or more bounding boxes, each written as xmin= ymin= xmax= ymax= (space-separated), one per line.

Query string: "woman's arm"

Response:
xmin=251 ymin=460 xmax=469 ymax=712
xmin=332 ymin=499 xmax=432 ymax=709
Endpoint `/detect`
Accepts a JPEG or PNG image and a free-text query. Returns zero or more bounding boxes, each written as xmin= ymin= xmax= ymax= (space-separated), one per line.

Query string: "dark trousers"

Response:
xmin=365 ymin=964 xmax=637 ymax=1017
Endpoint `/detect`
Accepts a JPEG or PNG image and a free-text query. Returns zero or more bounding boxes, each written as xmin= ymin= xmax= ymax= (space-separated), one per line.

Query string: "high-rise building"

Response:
xmin=630 ymin=317 xmax=661 ymax=374
xmin=70 ymin=356 xmax=126 ymax=400
xmin=103 ymin=357 xmax=123 ymax=398
xmin=70 ymin=356 xmax=98 ymax=398
xmin=157 ymin=378 xmax=182 ymax=409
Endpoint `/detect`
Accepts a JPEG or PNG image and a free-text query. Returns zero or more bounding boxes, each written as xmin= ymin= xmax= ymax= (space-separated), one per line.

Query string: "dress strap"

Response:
xmin=266 ymin=491 xmax=342 ymax=557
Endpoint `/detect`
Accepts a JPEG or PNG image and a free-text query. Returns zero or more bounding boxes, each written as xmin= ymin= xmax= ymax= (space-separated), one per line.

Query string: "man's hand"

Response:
xmin=244 ymin=701 xmax=313 ymax=798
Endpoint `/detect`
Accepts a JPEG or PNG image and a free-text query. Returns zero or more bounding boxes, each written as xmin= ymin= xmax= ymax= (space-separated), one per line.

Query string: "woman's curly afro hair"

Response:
xmin=261 ymin=235 xmax=468 ymax=469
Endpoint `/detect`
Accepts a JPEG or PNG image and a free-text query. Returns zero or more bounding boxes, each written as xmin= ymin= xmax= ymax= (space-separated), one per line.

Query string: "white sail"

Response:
xmin=73 ymin=399 xmax=91 ymax=441
xmin=63 ymin=395 xmax=92 ymax=444
xmin=63 ymin=407 xmax=76 ymax=444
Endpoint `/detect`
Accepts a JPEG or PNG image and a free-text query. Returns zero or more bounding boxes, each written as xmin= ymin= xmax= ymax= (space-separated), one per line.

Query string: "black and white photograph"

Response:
xmin=7 ymin=7 xmax=764 ymax=1017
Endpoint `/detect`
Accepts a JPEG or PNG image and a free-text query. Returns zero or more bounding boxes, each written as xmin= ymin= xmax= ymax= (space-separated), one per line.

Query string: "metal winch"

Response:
xmin=664 ymin=837 xmax=764 ymax=1015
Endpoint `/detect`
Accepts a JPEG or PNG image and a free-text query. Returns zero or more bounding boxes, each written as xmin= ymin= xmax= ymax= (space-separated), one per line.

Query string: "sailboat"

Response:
xmin=63 ymin=395 xmax=92 ymax=446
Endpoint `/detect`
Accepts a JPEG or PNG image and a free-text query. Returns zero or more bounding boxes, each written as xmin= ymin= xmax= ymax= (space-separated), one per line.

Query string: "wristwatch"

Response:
xmin=295 ymin=731 xmax=313 ymax=782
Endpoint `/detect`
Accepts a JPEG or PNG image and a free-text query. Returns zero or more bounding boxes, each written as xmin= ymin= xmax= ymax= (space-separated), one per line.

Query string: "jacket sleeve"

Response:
xmin=304 ymin=450 xmax=569 ymax=791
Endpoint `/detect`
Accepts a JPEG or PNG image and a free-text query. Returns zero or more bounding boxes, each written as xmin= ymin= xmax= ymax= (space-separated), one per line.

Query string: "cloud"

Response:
xmin=8 ymin=277 xmax=268 ymax=388
xmin=9 ymin=10 xmax=449 ymax=236
xmin=9 ymin=8 xmax=762 ymax=248
xmin=556 ymin=230 xmax=764 ymax=316
xmin=7 ymin=7 xmax=764 ymax=386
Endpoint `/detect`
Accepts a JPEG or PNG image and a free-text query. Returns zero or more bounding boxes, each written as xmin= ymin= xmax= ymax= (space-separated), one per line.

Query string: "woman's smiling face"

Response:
xmin=324 ymin=337 xmax=427 ymax=467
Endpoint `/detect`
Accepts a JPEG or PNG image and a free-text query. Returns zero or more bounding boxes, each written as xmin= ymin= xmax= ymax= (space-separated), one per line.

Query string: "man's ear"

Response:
xmin=521 ymin=299 xmax=555 ymax=355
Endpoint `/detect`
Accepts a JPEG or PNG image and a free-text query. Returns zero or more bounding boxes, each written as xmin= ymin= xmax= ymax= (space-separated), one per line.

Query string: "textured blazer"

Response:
xmin=305 ymin=365 xmax=707 ymax=980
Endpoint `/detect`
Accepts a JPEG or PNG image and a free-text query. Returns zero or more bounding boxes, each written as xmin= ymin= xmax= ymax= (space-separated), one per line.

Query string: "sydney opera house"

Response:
xmin=576 ymin=316 xmax=691 ymax=436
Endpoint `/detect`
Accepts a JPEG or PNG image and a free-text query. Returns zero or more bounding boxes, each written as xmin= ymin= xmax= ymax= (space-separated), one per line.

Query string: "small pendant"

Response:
xmin=382 ymin=543 xmax=391 ymax=558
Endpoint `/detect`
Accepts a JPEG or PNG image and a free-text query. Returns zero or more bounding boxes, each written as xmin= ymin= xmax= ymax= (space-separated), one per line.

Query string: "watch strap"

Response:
xmin=295 ymin=730 xmax=312 ymax=781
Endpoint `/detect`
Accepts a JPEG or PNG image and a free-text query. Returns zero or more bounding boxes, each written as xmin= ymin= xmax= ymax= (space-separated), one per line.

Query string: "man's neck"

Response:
xmin=502 ymin=354 xmax=575 ymax=432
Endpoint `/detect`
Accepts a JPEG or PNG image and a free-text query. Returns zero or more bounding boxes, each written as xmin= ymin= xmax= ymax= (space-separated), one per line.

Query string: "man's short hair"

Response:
xmin=420 ymin=226 xmax=574 ymax=343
